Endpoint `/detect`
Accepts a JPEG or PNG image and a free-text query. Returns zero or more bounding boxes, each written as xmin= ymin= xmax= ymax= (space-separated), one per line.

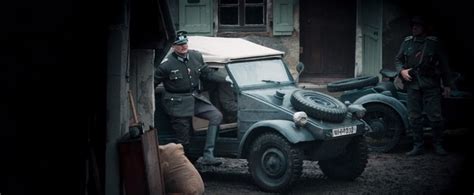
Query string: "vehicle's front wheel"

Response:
xmin=319 ymin=136 xmax=368 ymax=180
xmin=248 ymin=133 xmax=303 ymax=192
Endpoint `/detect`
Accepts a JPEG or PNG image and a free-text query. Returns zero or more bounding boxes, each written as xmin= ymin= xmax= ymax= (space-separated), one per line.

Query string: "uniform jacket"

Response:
xmin=395 ymin=35 xmax=452 ymax=89
xmin=155 ymin=50 xmax=226 ymax=117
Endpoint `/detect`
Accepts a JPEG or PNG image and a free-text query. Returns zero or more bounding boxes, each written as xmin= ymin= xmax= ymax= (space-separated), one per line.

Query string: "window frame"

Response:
xmin=218 ymin=0 xmax=267 ymax=32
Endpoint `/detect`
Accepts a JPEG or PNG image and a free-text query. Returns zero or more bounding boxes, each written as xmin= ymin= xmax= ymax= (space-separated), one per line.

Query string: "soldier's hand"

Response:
xmin=401 ymin=69 xmax=412 ymax=81
xmin=442 ymin=87 xmax=451 ymax=98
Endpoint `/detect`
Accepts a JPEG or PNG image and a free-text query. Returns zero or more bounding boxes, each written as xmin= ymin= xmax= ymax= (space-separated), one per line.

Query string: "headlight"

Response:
xmin=293 ymin=111 xmax=308 ymax=127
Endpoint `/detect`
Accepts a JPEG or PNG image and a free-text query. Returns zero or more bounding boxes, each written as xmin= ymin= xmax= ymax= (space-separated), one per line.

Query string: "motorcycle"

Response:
xmin=327 ymin=69 xmax=472 ymax=152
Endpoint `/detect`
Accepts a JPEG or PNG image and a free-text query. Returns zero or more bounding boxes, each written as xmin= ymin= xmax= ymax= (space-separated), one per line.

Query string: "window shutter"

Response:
xmin=179 ymin=0 xmax=213 ymax=36
xmin=273 ymin=0 xmax=294 ymax=36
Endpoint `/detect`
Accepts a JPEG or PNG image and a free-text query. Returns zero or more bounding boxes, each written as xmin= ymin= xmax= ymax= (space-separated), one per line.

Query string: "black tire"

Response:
xmin=248 ymin=133 xmax=303 ymax=192
xmin=291 ymin=90 xmax=347 ymax=122
xmin=363 ymin=104 xmax=404 ymax=152
xmin=319 ymin=136 xmax=368 ymax=180
xmin=327 ymin=76 xmax=379 ymax=92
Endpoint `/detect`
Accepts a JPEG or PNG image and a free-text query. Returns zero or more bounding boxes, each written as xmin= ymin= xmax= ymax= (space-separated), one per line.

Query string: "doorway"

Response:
xmin=300 ymin=0 xmax=356 ymax=81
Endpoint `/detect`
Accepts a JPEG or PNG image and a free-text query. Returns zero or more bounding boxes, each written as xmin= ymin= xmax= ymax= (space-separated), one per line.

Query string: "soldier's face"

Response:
xmin=412 ymin=24 xmax=425 ymax=36
xmin=174 ymin=43 xmax=188 ymax=55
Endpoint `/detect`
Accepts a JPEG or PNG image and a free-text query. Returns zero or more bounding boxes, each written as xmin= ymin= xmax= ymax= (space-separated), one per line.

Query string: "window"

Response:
xmin=227 ymin=59 xmax=292 ymax=89
xmin=218 ymin=0 xmax=266 ymax=32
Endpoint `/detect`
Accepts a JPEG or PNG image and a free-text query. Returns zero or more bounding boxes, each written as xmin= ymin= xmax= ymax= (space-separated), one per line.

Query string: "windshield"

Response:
xmin=227 ymin=59 xmax=293 ymax=88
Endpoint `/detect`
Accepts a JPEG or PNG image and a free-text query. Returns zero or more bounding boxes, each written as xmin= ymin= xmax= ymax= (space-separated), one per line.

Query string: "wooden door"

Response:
xmin=300 ymin=0 xmax=356 ymax=78
xmin=359 ymin=0 xmax=383 ymax=76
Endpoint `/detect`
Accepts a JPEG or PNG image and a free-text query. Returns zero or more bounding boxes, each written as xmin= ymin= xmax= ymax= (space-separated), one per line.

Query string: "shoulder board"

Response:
xmin=404 ymin=36 xmax=413 ymax=41
xmin=426 ymin=36 xmax=438 ymax=41
xmin=188 ymin=49 xmax=199 ymax=55
xmin=160 ymin=58 xmax=168 ymax=64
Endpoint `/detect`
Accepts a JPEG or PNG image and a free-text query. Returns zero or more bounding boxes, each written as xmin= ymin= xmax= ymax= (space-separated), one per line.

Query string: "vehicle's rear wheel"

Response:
xmin=327 ymin=76 xmax=379 ymax=92
xmin=248 ymin=133 xmax=303 ymax=192
xmin=319 ymin=136 xmax=368 ymax=180
xmin=363 ymin=104 xmax=404 ymax=152
xmin=291 ymin=89 xmax=347 ymax=122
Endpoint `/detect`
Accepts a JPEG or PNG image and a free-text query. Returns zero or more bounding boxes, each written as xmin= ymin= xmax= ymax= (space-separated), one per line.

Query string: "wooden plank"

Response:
xmin=130 ymin=49 xmax=156 ymax=129
xmin=118 ymin=129 xmax=165 ymax=195
xmin=118 ymin=138 xmax=148 ymax=195
xmin=142 ymin=129 xmax=165 ymax=195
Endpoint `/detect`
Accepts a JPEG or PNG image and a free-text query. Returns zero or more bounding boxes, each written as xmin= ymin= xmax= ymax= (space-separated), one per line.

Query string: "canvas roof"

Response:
xmin=187 ymin=36 xmax=284 ymax=64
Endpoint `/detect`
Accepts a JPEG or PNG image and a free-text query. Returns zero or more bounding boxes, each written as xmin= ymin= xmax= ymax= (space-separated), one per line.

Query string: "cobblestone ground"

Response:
xmin=196 ymin=129 xmax=472 ymax=194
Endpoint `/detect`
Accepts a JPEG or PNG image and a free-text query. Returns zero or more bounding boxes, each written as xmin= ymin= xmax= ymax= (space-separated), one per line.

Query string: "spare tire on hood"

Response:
xmin=290 ymin=89 xmax=347 ymax=122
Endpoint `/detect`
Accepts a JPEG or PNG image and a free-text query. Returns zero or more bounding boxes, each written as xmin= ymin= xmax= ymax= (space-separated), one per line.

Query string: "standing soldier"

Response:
xmin=155 ymin=31 xmax=230 ymax=165
xmin=395 ymin=16 xmax=452 ymax=156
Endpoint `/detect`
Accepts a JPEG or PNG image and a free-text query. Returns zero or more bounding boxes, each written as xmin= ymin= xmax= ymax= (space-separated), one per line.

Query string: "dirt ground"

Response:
xmin=195 ymin=129 xmax=472 ymax=194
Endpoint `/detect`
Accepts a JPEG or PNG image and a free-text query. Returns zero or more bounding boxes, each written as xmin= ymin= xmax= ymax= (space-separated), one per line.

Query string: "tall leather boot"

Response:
xmin=200 ymin=125 xmax=222 ymax=166
xmin=432 ymin=122 xmax=447 ymax=156
xmin=406 ymin=127 xmax=424 ymax=156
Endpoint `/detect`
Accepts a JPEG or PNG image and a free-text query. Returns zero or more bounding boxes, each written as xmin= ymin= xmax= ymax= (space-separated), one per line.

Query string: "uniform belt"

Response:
xmin=165 ymin=88 xmax=198 ymax=94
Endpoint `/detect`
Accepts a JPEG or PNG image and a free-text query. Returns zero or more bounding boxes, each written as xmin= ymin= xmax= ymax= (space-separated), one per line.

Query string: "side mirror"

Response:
xmin=296 ymin=62 xmax=305 ymax=75
xmin=295 ymin=62 xmax=305 ymax=86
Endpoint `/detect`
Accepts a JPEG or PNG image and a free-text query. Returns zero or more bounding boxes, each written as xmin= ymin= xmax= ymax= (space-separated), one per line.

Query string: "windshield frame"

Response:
xmin=225 ymin=58 xmax=295 ymax=91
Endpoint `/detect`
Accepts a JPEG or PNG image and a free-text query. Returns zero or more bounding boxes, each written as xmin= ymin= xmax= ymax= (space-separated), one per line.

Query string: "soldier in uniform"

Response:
xmin=395 ymin=16 xmax=452 ymax=156
xmin=155 ymin=31 xmax=231 ymax=165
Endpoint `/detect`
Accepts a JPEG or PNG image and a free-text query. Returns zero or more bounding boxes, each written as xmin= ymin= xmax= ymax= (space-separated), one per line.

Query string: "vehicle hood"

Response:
xmin=241 ymin=86 xmax=366 ymax=139
xmin=243 ymin=86 xmax=298 ymax=112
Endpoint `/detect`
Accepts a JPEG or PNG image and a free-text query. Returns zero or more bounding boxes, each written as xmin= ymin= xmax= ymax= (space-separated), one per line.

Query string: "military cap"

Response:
xmin=174 ymin=30 xmax=188 ymax=45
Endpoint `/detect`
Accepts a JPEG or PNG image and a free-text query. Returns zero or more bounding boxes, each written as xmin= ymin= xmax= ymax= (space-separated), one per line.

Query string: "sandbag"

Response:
xmin=159 ymin=143 xmax=204 ymax=194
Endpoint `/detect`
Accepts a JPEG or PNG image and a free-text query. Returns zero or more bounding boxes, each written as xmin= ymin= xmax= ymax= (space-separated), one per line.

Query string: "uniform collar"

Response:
xmin=413 ymin=36 xmax=426 ymax=43
xmin=173 ymin=52 xmax=189 ymax=63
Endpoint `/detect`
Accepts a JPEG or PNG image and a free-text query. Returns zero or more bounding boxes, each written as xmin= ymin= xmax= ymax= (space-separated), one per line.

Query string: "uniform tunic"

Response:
xmin=155 ymin=50 xmax=226 ymax=144
xmin=394 ymin=35 xmax=452 ymax=144
xmin=155 ymin=50 xmax=226 ymax=117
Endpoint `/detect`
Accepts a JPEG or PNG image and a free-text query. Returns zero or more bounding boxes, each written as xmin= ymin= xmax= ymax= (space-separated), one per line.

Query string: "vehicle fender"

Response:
xmin=238 ymin=120 xmax=314 ymax=158
xmin=353 ymin=93 xmax=409 ymax=129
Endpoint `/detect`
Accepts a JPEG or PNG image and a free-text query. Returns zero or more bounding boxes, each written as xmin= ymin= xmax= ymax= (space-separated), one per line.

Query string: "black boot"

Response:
xmin=406 ymin=127 xmax=424 ymax=156
xmin=406 ymin=143 xmax=424 ymax=156
xmin=432 ymin=122 xmax=447 ymax=156
xmin=200 ymin=125 xmax=222 ymax=166
xmin=433 ymin=144 xmax=447 ymax=156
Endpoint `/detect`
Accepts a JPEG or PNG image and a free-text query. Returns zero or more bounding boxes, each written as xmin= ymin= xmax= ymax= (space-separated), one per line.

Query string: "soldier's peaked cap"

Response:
xmin=174 ymin=30 xmax=188 ymax=45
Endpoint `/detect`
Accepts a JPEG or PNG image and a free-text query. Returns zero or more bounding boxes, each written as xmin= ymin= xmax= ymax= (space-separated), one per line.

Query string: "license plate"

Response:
xmin=332 ymin=126 xmax=357 ymax=137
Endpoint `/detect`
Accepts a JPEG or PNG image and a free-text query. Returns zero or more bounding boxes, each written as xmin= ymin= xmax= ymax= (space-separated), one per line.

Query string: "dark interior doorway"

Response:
xmin=300 ymin=0 xmax=356 ymax=81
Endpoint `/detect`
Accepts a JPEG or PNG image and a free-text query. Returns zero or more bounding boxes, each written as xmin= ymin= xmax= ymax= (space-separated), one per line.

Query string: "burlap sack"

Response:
xmin=159 ymin=143 xmax=204 ymax=195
